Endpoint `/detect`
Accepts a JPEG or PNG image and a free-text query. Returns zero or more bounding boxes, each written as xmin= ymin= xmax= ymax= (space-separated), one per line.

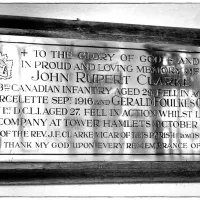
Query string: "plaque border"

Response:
xmin=0 ymin=15 xmax=200 ymax=184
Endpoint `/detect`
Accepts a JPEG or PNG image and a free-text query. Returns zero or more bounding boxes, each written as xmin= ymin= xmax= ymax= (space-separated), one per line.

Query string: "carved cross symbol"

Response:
xmin=21 ymin=50 xmax=28 ymax=56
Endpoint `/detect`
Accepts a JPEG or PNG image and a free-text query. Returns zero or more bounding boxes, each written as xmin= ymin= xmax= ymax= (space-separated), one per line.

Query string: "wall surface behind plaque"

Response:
xmin=0 ymin=4 xmax=199 ymax=29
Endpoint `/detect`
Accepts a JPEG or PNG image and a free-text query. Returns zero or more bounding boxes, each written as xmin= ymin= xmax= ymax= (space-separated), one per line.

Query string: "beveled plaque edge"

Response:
xmin=0 ymin=162 xmax=200 ymax=184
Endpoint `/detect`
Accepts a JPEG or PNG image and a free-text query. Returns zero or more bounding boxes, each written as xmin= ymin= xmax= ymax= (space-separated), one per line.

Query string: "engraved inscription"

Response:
xmin=0 ymin=35 xmax=200 ymax=161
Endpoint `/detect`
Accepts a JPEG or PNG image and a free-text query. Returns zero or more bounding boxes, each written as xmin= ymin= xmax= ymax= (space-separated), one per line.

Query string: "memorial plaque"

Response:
xmin=1 ymin=15 xmax=200 ymax=184
xmin=1 ymin=35 xmax=200 ymax=162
